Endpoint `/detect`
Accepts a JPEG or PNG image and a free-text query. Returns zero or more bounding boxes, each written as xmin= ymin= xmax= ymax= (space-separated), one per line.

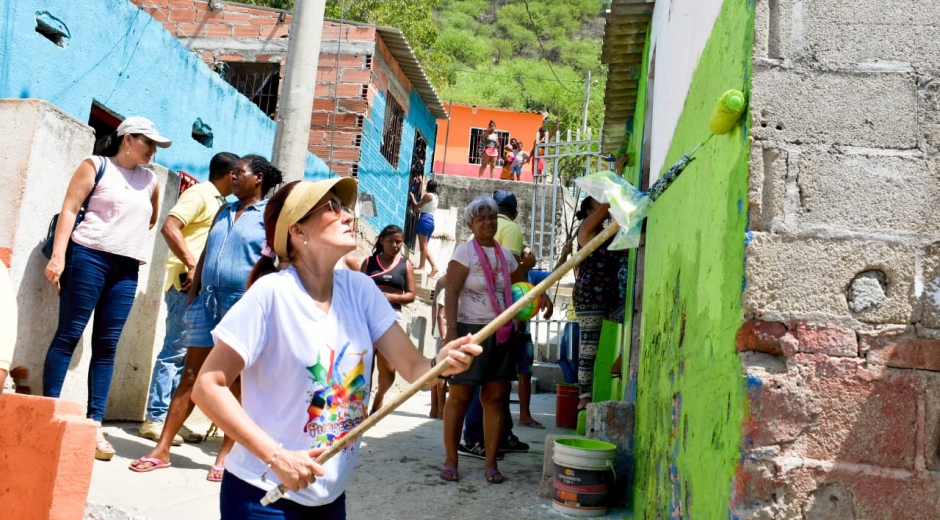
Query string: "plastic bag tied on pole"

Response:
xmin=575 ymin=171 xmax=649 ymax=250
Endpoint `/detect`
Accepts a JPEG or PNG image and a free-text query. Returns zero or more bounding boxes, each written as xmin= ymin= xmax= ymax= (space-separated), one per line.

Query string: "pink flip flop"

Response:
xmin=207 ymin=464 xmax=224 ymax=482
xmin=129 ymin=456 xmax=171 ymax=473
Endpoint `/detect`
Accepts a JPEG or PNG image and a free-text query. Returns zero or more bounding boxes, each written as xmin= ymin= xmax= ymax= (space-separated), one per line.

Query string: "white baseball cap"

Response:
xmin=116 ymin=116 xmax=172 ymax=148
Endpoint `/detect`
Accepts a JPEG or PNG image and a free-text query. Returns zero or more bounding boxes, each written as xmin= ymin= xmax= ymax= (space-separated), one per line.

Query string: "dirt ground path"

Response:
xmin=86 ymin=389 xmax=629 ymax=519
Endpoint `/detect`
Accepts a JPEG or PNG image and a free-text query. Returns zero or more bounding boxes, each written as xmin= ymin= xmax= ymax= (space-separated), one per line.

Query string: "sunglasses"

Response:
xmin=308 ymin=198 xmax=353 ymax=218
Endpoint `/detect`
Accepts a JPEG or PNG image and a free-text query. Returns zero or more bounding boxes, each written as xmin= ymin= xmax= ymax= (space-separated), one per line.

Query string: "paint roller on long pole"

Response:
xmin=261 ymin=88 xmax=748 ymax=506
xmin=261 ymin=222 xmax=622 ymax=506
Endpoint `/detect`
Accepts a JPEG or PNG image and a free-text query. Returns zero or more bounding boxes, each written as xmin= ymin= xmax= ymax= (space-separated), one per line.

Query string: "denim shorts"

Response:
xmin=185 ymin=288 xmax=245 ymax=347
xmin=415 ymin=213 xmax=434 ymax=238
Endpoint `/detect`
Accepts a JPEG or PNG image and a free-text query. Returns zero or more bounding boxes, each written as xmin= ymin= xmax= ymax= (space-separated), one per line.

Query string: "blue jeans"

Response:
xmin=43 ymin=242 xmax=139 ymax=422
xmin=220 ymin=472 xmax=346 ymax=520
xmin=144 ymin=287 xmax=189 ymax=421
xmin=558 ymin=322 xmax=581 ymax=384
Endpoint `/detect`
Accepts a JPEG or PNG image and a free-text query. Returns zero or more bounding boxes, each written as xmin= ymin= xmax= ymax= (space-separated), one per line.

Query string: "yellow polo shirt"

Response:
xmin=163 ymin=181 xmax=225 ymax=292
xmin=494 ymin=214 xmax=524 ymax=258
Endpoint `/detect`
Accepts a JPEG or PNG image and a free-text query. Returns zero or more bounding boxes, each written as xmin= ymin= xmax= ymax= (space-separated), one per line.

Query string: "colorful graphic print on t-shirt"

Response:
xmin=303 ymin=340 xmax=369 ymax=447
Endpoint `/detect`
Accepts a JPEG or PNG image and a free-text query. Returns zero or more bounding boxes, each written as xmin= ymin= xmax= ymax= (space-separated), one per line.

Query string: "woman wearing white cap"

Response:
xmin=43 ymin=116 xmax=171 ymax=461
xmin=191 ymin=179 xmax=482 ymax=518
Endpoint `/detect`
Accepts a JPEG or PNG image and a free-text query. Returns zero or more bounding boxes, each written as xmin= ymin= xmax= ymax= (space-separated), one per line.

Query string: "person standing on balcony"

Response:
xmin=530 ymin=126 xmax=548 ymax=180
xmin=138 ymin=152 xmax=237 ymax=447
xmin=478 ymin=120 xmax=500 ymax=179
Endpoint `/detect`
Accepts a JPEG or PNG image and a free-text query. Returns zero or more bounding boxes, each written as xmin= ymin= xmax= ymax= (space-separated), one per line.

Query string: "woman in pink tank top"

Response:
xmin=42 ymin=116 xmax=170 ymax=462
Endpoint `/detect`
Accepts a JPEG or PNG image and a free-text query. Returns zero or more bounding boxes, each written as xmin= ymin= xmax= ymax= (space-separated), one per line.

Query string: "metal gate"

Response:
xmin=528 ymin=127 xmax=607 ymax=272
xmin=527 ymin=127 xmax=609 ymax=366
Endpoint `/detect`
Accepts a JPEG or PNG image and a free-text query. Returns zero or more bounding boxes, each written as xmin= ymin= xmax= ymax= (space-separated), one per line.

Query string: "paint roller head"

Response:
xmin=709 ymin=89 xmax=747 ymax=135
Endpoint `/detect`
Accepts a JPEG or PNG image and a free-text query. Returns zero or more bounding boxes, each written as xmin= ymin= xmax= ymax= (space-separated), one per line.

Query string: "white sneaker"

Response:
xmin=178 ymin=424 xmax=205 ymax=443
xmin=138 ymin=420 xmax=183 ymax=446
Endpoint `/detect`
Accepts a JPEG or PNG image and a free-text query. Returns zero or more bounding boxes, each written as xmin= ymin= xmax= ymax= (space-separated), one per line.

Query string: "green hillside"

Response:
xmin=242 ymin=0 xmax=608 ymax=129
xmin=435 ymin=0 xmax=608 ymax=130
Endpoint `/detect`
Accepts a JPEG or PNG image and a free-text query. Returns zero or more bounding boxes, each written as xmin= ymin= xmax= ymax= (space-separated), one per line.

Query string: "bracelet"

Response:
xmin=260 ymin=443 xmax=283 ymax=482
xmin=430 ymin=355 xmax=451 ymax=380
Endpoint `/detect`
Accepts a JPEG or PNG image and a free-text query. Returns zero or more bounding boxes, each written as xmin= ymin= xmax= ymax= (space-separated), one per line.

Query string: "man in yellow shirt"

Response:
xmin=139 ymin=153 xmax=237 ymax=444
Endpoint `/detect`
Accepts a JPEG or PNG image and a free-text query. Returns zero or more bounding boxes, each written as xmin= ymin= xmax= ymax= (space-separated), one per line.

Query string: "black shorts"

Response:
xmin=448 ymin=322 xmax=517 ymax=386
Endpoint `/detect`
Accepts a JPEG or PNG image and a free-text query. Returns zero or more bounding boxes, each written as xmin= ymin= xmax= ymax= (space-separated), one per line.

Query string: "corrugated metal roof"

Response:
xmin=600 ymin=0 xmax=654 ymax=155
xmin=322 ymin=18 xmax=448 ymax=120
xmin=373 ymin=26 xmax=448 ymax=120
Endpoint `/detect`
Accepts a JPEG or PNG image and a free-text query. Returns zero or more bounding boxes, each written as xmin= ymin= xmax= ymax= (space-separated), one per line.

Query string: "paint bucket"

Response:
xmin=552 ymin=438 xmax=617 ymax=517
xmin=556 ymin=384 xmax=579 ymax=428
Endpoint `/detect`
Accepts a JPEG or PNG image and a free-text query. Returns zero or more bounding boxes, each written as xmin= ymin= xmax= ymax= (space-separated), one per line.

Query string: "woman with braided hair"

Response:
xmin=130 ymin=155 xmax=283 ymax=482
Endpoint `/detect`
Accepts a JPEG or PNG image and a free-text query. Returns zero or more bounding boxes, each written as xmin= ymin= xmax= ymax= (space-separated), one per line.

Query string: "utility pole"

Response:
xmin=272 ymin=0 xmax=327 ymax=183
xmin=441 ymin=100 xmax=453 ymax=175
xmin=581 ymin=70 xmax=592 ymax=133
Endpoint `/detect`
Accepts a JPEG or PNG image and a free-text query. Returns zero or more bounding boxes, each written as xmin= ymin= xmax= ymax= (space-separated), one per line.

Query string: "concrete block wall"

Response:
xmin=739 ymin=0 xmax=940 ymax=517
xmin=434 ymin=174 xmax=575 ymax=265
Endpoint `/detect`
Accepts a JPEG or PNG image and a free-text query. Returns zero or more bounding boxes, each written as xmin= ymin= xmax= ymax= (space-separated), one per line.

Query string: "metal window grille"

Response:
xmin=222 ymin=62 xmax=281 ymax=119
xmin=467 ymin=127 xmax=510 ymax=165
xmin=380 ymin=95 xmax=405 ymax=167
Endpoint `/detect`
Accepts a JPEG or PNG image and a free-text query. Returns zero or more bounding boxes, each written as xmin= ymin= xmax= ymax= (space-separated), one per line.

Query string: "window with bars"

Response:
xmin=468 ymin=127 xmax=510 ymax=165
xmin=221 ymin=62 xmax=281 ymax=119
xmin=380 ymin=95 xmax=405 ymax=167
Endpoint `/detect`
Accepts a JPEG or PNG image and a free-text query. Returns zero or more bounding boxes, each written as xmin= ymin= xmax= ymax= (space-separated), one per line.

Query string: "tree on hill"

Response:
xmin=434 ymin=0 xmax=607 ymax=132
xmin=237 ymin=0 xmax=607 ymax=131
xmin=237 ymin=0 xmax=449 ymax=88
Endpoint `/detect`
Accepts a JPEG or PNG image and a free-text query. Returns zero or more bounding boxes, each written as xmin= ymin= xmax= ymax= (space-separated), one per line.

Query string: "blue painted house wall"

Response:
xmin=0 ymin=0 xmax=329 ymax=181
xmin=358 ymin=88 xmax=437 ymax=233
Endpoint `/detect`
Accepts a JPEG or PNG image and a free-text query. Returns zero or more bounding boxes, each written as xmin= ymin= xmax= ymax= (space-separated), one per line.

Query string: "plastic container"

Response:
xmin=556 ymin=384 xmax=579 ymax=429
xmin=552 ymin=438 xmax=617 ymax=517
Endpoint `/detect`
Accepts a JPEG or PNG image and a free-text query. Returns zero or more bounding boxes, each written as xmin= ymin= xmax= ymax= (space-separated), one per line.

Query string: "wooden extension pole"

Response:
xmin=262 ymin=222 xmax=622 ymax=505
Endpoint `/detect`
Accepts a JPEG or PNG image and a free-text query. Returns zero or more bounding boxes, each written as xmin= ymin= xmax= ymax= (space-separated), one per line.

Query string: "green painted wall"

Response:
xmin=632 ymin=1 xmax=753 ymax=518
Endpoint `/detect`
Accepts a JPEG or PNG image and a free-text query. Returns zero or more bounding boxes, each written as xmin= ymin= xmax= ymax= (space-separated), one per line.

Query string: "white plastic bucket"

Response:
xmin=552 ymin=437 xmax=617 ymax=517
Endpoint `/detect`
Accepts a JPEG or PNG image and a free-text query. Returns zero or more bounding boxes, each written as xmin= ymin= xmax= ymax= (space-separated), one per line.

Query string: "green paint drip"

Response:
xmin=631 ymin=1 xmax=755 ymax=519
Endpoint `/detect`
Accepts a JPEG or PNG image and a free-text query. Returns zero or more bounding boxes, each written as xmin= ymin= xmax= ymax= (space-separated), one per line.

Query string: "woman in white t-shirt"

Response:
xmin=191 ymin=179 xmax=481 ymax=518
xmin=441 ymin=196 xmax=523 ymax=485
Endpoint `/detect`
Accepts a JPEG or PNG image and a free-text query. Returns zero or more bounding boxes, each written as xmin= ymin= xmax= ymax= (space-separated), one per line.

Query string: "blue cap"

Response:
xmin=493 ymin=190 xmax=517 ymax=212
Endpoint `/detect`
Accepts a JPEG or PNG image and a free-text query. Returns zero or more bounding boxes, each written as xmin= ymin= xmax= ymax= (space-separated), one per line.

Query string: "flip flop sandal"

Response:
xmin=439 ymin=466 xmax=459 ymax=482
xmin=128 ymin=456 xmax=172 ymax=473
xmin=484 ymin=469 xmax=504 ymax=484
xmin=95 ymin=440 xmax=115 ymax=461
xmin=207 ymin=464 xmax=224 ymax=482
xmin=519 ymin=419 xmax=545 ymax=429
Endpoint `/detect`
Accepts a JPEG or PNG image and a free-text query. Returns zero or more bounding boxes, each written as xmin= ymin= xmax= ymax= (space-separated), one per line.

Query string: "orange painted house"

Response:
xmin=433 ymin=104 xmax=545 ymax=181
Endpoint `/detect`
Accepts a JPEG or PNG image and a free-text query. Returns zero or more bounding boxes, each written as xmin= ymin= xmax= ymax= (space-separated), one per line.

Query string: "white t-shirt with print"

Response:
xmin=451 ymin=241 xmax=518 ymax=324
xmin=211 ymin=267 xmax=398 ymax=507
